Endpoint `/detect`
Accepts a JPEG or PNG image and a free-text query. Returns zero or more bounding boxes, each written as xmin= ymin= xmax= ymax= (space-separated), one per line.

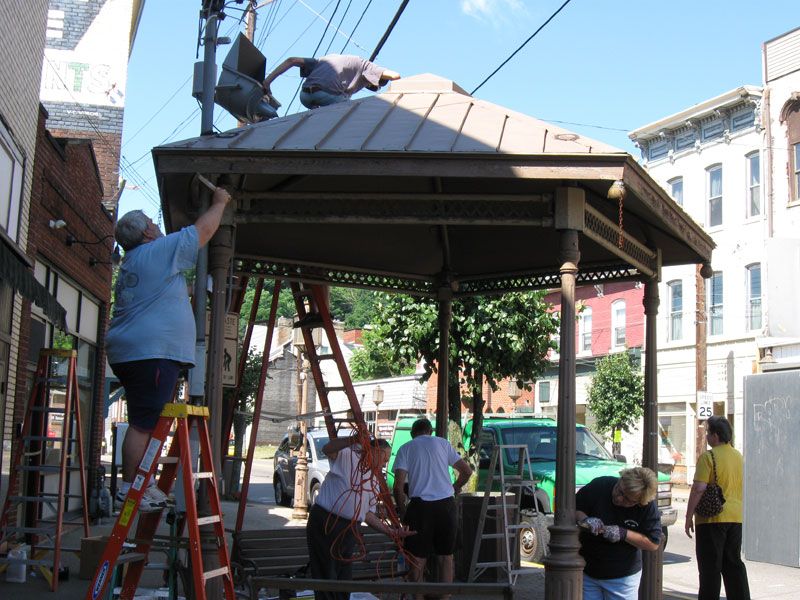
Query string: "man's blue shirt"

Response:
xmin=106 ymin=226 xmax=198 ymax=366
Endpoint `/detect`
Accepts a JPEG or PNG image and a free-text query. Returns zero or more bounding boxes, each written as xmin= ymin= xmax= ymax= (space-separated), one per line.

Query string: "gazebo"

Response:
xmin=153 ymin=74 xmax=713 ymax=599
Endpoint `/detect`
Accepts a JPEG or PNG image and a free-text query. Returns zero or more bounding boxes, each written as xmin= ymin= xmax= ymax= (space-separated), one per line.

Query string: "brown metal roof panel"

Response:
xmin=452 ymin=101 xmax=507 ymax=152
xmin=495 ymin=115 xmax=547 ymax=154
xmin=274 ymin=100 xmax=356 ymax=150
xmin=405 ymin=95 xmax=472 ymax=152
xmin=362 ymin=92 xmax=439 ymax=151
xmin=316 ymin=95 xmax=399 ymax=150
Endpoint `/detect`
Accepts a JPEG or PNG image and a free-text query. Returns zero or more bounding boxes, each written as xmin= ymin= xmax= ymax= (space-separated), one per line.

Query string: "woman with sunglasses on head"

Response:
xmin=575 ymin=467 xmax=662 ymax=600
xmin=685 ymin=416 xmax=750 ymax=600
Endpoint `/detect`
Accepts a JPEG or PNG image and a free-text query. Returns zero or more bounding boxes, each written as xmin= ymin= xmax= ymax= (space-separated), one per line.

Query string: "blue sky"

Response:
xmin=118 ymin=0 xmax=797 ymax=224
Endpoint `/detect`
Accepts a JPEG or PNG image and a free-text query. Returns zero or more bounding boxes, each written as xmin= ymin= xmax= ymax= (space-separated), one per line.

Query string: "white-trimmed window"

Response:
xmin=538 ymin=381 xmax=551 ymax=404
xmin=708 ymin=271 xmax=723 ymax=336
xmin=794 ymin=143 xmax=800 ymax=202
xmin=707 ymin=165 xmax=723 ymax=227
xmin=746 ymin=263 xmax=761 ymax=331
xmin=669 ymin=177 xmax=683 ymax=206
xmin=578 ymin=307 xmax=592 ymax=354
xmin=746 ymin=152 xmax=760 ymax=217
xmin=0 ymin=118 xmax=25 ymax=243
xmin=611 ymin=300 xmax=626 ymax=349
xmin=668 ymin=280 xmax=682 ymax=341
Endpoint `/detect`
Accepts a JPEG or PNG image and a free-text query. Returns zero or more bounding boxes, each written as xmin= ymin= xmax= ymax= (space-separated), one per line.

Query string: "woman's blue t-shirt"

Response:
xmin=106 ymin=226 xmax=199 ymax=366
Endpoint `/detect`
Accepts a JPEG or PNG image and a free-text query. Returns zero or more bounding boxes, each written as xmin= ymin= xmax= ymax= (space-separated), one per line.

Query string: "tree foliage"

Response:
xmin=349 ymin=327 xmax=416 ymax=381
xmin=238 ymin=281 xmax=379 ymax=334
xmin=371 ymin=291 xmax=559 ymax=397
xmin=586 ymin=352 xmax=644 ymax=443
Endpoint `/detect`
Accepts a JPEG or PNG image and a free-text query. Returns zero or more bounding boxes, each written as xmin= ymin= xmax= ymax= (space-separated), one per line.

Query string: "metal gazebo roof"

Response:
xmin=153 ymin=73 xmax=713 ymax=292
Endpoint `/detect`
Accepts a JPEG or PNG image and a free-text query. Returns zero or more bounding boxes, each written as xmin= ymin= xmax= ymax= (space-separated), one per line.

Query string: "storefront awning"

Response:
xmin=0 ymin=239 xmax=67 ymax=331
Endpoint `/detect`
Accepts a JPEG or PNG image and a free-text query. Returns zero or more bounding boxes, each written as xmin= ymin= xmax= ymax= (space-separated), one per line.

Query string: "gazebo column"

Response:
xmin=545 ymin=187 xmax=585 ymax=600
xmin=208 ymin=223 xmax=234 ymax=486
xmin=435 ymin=282 xmax=453 ymax=439
xmin=640 ymin=277 xmax=663 ymax=600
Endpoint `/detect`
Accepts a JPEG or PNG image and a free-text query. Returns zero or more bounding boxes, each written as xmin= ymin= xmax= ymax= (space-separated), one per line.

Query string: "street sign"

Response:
xmin=696 ymin=391 xmax=714 ymax=420
xmin=207 ymin=312 xmax=239 ymax=387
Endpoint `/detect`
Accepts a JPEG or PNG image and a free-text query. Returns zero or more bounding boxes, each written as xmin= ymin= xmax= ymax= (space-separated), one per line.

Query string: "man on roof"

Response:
xmin=262 ymin=54 xmax=400 ymax=109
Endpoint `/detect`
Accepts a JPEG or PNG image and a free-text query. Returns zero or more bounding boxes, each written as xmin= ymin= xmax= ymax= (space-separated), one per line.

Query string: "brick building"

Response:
xmin=541 ymin=281 xmax=645 ymax=436
xmin=14 ymin=104 xmax=114 ymax=503
xmin=0 ymin=0 xmax=58 ymax=496
xmin=40 ymin=0 xmax=143 ymax=206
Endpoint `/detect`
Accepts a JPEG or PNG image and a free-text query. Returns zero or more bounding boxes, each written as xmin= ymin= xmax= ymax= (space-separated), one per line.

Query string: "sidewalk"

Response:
xmin=0 ymin=500 xmax=545 ymax=600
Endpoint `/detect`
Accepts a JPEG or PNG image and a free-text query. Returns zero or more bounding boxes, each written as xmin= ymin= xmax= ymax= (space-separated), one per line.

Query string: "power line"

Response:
xmin=471 ymin=0 xmax=574 ymax=96
xmin=311 ymin=0 xmax=342 ymax=58
xmin=324 ymin=0 xmax=354 ymax=55
xmin=368 ymin=0 xmax=409 ymax=62
xmin=340 ymin=0 xmax=373 ymax=53
xmin=122 ymin=74 xmax=193 ymax=148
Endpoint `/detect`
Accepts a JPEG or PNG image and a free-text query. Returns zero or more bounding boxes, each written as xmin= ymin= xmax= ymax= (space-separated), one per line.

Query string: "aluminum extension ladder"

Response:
xmin=468 ymin=444 xmax=536 ymax=586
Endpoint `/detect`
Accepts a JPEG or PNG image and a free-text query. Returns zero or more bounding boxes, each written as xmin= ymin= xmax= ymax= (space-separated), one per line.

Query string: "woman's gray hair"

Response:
xmin=115 ymin=210 xmax=149 ymax=250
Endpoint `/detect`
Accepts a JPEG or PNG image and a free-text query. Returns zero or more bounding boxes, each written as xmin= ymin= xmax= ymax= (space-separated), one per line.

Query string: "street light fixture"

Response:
xmin=372 ymin=385 xmax=384 ymax=437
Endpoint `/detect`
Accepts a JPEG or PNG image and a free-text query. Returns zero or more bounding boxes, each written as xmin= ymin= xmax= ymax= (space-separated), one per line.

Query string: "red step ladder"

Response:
xmin=0 ymin=348 xmax=89 ymax=591
xmin=85 ymin=403 xmax=234 ymax=600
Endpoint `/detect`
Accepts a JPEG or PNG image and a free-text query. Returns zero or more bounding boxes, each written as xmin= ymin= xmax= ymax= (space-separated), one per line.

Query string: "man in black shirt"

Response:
xmin=576 ymin=468 xmax=662 ymax=600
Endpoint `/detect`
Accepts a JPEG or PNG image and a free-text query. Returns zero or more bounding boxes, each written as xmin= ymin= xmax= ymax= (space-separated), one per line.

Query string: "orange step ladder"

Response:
xmin=85 ymin=403 xmax=234 ymax=600
xmin=0 ymin=348 xmax=89 ymax=591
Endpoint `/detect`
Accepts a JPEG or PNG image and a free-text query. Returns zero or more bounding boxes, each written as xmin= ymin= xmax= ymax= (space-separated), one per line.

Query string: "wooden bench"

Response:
xmin=231 ymin=526 xmax=406 ymax=598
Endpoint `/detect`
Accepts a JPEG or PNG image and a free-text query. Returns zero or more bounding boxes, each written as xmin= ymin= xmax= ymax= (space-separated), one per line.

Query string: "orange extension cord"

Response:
xmin=323 ymin=423 xmax=420 ymax=579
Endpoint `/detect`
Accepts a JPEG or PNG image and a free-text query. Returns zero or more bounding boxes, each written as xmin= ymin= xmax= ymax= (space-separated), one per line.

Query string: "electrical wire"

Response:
xmin=368 ymin=0 xmax=409 ymax=62
xmin=324 ymin=0 xmax=354 ymax=55
xmin=471 ymin=0 xmax=574 ymax=96
xmin=311 ymin=0 xmax=342 ymax=58
xmin=340 ymin=0 xmax=372 ymax=53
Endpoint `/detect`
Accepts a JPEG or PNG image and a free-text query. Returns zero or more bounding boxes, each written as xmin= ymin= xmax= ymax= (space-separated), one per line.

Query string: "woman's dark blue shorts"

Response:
xmin=110 ymin=359 xmax=182 ymax=432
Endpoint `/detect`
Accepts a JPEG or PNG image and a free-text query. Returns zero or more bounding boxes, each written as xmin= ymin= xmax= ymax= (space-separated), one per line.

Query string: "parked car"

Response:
xmin=387 ymin=415 xmax=678 ymax=563
xmin=273 ymin=429 xmax=349 ymax=507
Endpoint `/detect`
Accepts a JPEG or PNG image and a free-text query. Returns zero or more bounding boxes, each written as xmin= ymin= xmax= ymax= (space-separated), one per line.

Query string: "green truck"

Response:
xmin=388 ymin=415 xmax=676 ymax=563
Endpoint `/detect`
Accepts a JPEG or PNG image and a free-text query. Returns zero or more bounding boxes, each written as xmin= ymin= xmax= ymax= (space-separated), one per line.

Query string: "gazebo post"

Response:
xmin=435 ymin=282 xmax=453 ymax=438
xmin=640 ymin=276 xmax=663 ymax=600
xmin=545 ymin=188 xmax=585 ymax=600
xmin=208 ymin=224 xmax=234 ymax=484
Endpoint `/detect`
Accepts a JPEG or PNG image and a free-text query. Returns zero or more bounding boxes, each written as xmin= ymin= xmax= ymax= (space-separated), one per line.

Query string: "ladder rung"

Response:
xmin=10 ymin=493 xmax=84 ymax=502
xmin=507 ymin=523 xmax=529 ymax=530
xmin=317 ymin=354 xmax=335 ymax=361
xmin=4 ymin=526 xmax=56 ymax=534
xmin=480 ymin=533 xmax=505 ymax=540
xmin=17 ymin=465 xmax=82 ymax=472
xmin=0 ymin=557 xmax=56 ymax=567
xmin=196 ymin=515 xmax=221 ymax=526
xmin=193 ymin=472 xmax=213 ymax=480
xmin=203 ymin=566 xmax=230 ymax=581
xmin=24 ymin=435 xmax=76 ymax=442
xmin=158 ymin=457 xmax=179 ymax=464
xmin=29 ymin=406 xmax=66 ymax=414
xmin=475 ymin=561 xmax=509 ymax=568
xmin=324 ymin=386 xmax=345 ymax=392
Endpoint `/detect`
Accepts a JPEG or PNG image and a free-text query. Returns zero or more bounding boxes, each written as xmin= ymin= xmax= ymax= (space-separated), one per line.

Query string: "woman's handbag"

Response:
xmin=695 ymin=449 xmax=726 ymax=517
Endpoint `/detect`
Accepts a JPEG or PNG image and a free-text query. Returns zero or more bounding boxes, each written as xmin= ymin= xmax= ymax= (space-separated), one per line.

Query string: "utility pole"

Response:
xmin=695 ymin=264 xmax=708 ymax=463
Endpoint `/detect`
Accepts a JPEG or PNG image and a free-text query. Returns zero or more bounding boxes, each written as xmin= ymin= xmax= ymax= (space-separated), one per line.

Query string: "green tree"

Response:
xmin=237 ymin=279 xmax=295 ymax=336
xmin=586 ymin=351 xmax=644 ymax=455
xmin=369 ymin=291 xmax=559 ymax=460
xmin=349 ymin=327 xmax=416 ymax=381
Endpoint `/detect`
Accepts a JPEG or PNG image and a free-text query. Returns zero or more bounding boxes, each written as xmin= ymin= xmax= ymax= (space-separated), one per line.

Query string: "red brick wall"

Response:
xmin=545 ymin=282 xmax=645 ymax=355
xmin=47 ymin=127 xmax=120 ymax=201
xmin=14 ymin=105 xmax=114 ymax=476
xmin=424 ymin=371 xmax=535 ymax=416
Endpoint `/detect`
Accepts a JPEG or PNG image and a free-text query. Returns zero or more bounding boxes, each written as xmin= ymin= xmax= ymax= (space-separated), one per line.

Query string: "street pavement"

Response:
xmin=1 ymin=460 xmax=796 ymax=599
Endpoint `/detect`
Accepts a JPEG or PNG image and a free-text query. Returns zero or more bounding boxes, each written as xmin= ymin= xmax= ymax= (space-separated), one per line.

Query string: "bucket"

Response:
xmin=6 ymin=546 xmax=27 ymax=583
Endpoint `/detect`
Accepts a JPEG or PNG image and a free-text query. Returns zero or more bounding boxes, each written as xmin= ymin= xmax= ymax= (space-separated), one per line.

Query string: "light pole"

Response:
xmin=372 ymin=385 xmax=384 ymax=437
xmin=292 ymin=318 xmax=311 ymax=520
